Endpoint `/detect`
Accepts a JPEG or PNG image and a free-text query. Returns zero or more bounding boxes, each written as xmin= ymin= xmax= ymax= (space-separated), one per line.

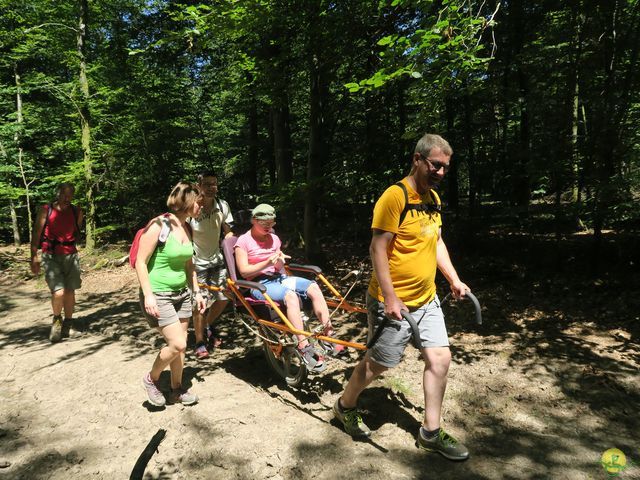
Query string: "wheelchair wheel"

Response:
xmin=260 ymin=326 xmax=308 ymax=388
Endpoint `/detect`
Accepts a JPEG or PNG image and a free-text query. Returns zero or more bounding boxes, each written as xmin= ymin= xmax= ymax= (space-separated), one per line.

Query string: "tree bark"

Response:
xmin=444 ymin=95 xmax=459 ymax=214
xmin=462 ymin=93 xmax=477 ymax=216
xmin=247 ymin=97 xmax=259 ymax=193
xmin=304 ymin=1 xmax=329 ymax=263
xmin=78 ymin=0 xmax=95 ymax=251
xmin=272 ymin=96 xmax=293 ymax=187
xmin=13 ymin=64 xmax=27 ymax=244
xmin=9 ymin=199 xmax=20 ymax=246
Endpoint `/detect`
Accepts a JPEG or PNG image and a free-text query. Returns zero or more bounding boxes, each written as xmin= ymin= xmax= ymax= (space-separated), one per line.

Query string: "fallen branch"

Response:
xmin=129 ymin=428 xmax=166 ymax=480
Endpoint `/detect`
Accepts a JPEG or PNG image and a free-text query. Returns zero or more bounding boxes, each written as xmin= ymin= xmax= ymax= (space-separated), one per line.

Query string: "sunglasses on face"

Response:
xmin=418 ymin=154 xmax=450 ymax=174
xmin=256 ymin=218 xmax=276 ymax=227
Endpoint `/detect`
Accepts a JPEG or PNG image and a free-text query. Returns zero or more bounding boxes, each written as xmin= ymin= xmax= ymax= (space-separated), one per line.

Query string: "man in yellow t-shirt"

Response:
xmin=334 ymin=134 xmax=472 ymax=461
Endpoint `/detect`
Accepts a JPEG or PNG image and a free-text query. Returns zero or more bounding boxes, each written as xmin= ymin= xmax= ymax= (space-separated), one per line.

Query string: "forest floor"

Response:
xmin=0 ymin=241 xmax=639 ymax=480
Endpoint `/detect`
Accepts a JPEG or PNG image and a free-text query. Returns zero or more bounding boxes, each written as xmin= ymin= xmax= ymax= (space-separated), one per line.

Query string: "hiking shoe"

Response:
xmin=333 ymin=398 xmax=371 ymax=438
xmin=170 ymin=387 xmax=198 ymax=406
xmin=61 ymin=318 xmax=72 ymax=338
xmin=417 ymin=428 xmax=469 ymax=461
xmin=71 ymin=318 xmax=84 ymax=335
xmin=143 ymin=373 xmax=166 ymax=407
xmin=299 ymin=345 xmax=326 ymax=373
xmin=49 ymin=315 xmax=63 ymax=343
xmin=194 ymin=342 xmax=209 ymax=360
xmin=61 ymin=318 xmax=83 ymax=338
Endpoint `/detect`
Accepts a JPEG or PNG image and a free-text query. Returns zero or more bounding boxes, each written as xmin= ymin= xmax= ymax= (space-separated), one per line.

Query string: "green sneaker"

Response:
xmin=417 ymin=428 xmax=469 ymax=461
xmin=333 ymin=398 xmax=371 ymax=438
xmin=49 ymin=315 xmax=63 ymax=343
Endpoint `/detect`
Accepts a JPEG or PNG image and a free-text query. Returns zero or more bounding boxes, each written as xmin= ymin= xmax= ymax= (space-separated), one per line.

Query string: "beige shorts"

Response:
xmin=139 ymin=288 xmax=192 ymax=328
xmin=42 ymin=253 xmax=82 ymax=292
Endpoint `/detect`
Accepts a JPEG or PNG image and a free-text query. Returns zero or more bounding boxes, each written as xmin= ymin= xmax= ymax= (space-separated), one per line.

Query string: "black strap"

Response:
xmin=395 ymin=182 xmax=441 ymax=228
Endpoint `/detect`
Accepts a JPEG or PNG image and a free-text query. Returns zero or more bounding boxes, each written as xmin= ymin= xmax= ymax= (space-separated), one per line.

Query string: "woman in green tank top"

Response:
xmin=135 ymin=182 xmax=207 ymax=407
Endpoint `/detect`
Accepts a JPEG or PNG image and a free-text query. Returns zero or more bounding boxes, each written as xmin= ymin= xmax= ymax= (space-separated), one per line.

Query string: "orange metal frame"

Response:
xmin=199 ymin=273 xmax=368 ymax=351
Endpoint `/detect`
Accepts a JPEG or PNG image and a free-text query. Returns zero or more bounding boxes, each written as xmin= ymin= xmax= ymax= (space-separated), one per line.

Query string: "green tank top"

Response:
xmin=147 ymin=233 xmax=193 ymax=292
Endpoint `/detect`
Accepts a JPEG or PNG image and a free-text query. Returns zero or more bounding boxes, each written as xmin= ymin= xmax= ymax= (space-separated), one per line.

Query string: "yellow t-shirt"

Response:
xmin=368 ymin=178 xmax=442 ymax=308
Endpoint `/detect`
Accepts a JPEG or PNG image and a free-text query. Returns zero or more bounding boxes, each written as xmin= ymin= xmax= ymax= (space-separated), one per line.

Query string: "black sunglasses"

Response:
xmin=418 ymin=154 xmax=450 ymax=173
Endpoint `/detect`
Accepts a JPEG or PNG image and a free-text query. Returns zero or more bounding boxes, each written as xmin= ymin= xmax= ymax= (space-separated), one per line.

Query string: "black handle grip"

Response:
xmin=441 ymin=291 xmax=482 ymax=325
xmin=234 ymin=279 xmax=266 ymax=293
xmin=288 ymin=263 xmax=322 ymax=274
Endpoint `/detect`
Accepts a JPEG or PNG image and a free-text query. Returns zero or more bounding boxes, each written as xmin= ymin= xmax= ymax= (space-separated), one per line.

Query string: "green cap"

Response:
xmin=252 ymin=203 xmax=276 ymax=220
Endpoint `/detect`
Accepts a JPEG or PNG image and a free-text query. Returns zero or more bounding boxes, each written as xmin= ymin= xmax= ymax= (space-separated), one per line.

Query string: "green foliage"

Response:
xmin=0 ymin=0 xmax=638 ymax=248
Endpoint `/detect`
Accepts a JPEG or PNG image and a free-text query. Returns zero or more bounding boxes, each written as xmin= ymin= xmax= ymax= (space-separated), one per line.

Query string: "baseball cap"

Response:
xmin=252 ymin=203 xmax=276 ymax=220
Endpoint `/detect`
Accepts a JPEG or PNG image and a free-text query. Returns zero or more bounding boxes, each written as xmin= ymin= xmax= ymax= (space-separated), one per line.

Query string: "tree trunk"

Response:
xmin=569 ymin=6 xmax=584 ymax=207
xmin=14 ymin=64 xmax=28 ymax=243
xmin=78 ymin=0 xmax=95 ymax=251
xmin=444 ymin=95 xmax=459 ymax=214
xmin=304 ymin=2 xmax=329 ymax=263
xmin=247 ymin=97 xmax=259 ymax=193
xmin=272 ymin=94 xmax=293 ymax=188
xmin=512 ymin=2 xmax=531 ymax=213
xmin=9 ymin=199 xmax=20 ymax=246
xmin=515 ymin=67 xmax=531 ymax=212
xmin=462 ymin=93 xmax=477 ymax=217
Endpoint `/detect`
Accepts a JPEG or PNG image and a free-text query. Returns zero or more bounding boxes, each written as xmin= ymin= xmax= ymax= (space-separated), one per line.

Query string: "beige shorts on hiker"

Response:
xmin=139 ymin=288 xmax=192 ymax=328
xmin=42 ymin=253 xmax=82 ymax=292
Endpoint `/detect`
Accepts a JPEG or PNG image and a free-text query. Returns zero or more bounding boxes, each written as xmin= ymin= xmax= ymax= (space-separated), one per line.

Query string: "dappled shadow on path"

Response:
xmin=1 ymin=255 xmax=638 ymax=478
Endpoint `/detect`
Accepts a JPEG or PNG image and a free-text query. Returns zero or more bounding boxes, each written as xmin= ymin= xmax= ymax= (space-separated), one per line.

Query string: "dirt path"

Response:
xmin=1 ymin=261 xmax=638 ymax=479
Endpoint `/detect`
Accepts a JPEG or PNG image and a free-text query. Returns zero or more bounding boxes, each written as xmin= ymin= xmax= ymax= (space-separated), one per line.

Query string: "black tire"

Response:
xmin=260 ymin=326 xmax=308 ymax=388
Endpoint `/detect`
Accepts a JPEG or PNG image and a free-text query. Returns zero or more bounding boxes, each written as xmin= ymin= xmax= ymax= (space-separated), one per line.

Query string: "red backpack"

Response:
xmin=129 ymin=214 xmax=172 ymax=269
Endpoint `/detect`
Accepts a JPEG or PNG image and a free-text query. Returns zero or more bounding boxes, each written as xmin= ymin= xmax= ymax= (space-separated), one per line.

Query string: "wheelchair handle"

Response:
xmin=440 ymin=291 xmax=482 ymax=325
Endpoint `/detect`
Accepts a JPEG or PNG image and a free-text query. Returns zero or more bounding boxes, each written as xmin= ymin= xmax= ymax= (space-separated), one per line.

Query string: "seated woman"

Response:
xmin=234 ymin=203 xmax=343 ymax=372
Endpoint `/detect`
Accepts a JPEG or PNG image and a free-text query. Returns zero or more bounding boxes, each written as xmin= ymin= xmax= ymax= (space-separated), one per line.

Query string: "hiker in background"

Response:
xmin=188 ymin=171 xmax=234 ymax=360
xmin=333 ymin=134 xmax=472 ymax=461
xmin=30 ymin=182 xmax=84 ymax=343
xmin=136 ymin=182 xmax=206 ymax=407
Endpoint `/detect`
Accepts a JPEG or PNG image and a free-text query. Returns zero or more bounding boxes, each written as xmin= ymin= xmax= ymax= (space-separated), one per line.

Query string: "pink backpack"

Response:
xmin=129 ymin=214 xmax=172 ymax=269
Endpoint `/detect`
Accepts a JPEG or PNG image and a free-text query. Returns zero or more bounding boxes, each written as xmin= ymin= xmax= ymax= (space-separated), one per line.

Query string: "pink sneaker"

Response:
xmin=143 ymin=373 xmax=166 ymax=407
xmin=194 ymin=342 xmax=209 ymax=360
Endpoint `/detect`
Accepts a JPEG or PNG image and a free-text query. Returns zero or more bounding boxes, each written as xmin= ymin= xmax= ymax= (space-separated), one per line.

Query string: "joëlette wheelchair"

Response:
xmin=222 ymin=235 xmax=369 ymax=387
xmin=200 ymin=235 xmax=483 ymax=388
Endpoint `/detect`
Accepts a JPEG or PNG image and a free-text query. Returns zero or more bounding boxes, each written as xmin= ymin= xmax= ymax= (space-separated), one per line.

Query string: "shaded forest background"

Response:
xmin=1 ymin=0 xmax=639 ymax=273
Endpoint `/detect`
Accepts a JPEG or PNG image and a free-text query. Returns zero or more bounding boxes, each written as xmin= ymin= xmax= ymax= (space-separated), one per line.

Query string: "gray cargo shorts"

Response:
xmin=366 ymin=292 xmax=449 ymax=368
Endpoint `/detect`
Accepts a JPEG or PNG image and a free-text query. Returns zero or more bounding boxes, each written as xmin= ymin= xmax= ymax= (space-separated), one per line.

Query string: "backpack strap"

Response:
xmin=394 ymin=182 xmax=441 ymax=228
xmin=216 ymin=197 xmax=234 ymax=239
xmin=395 ymin=183 xmax=410 ymax=228
xmin=158 ymin=214 xmax=172 ymax=243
